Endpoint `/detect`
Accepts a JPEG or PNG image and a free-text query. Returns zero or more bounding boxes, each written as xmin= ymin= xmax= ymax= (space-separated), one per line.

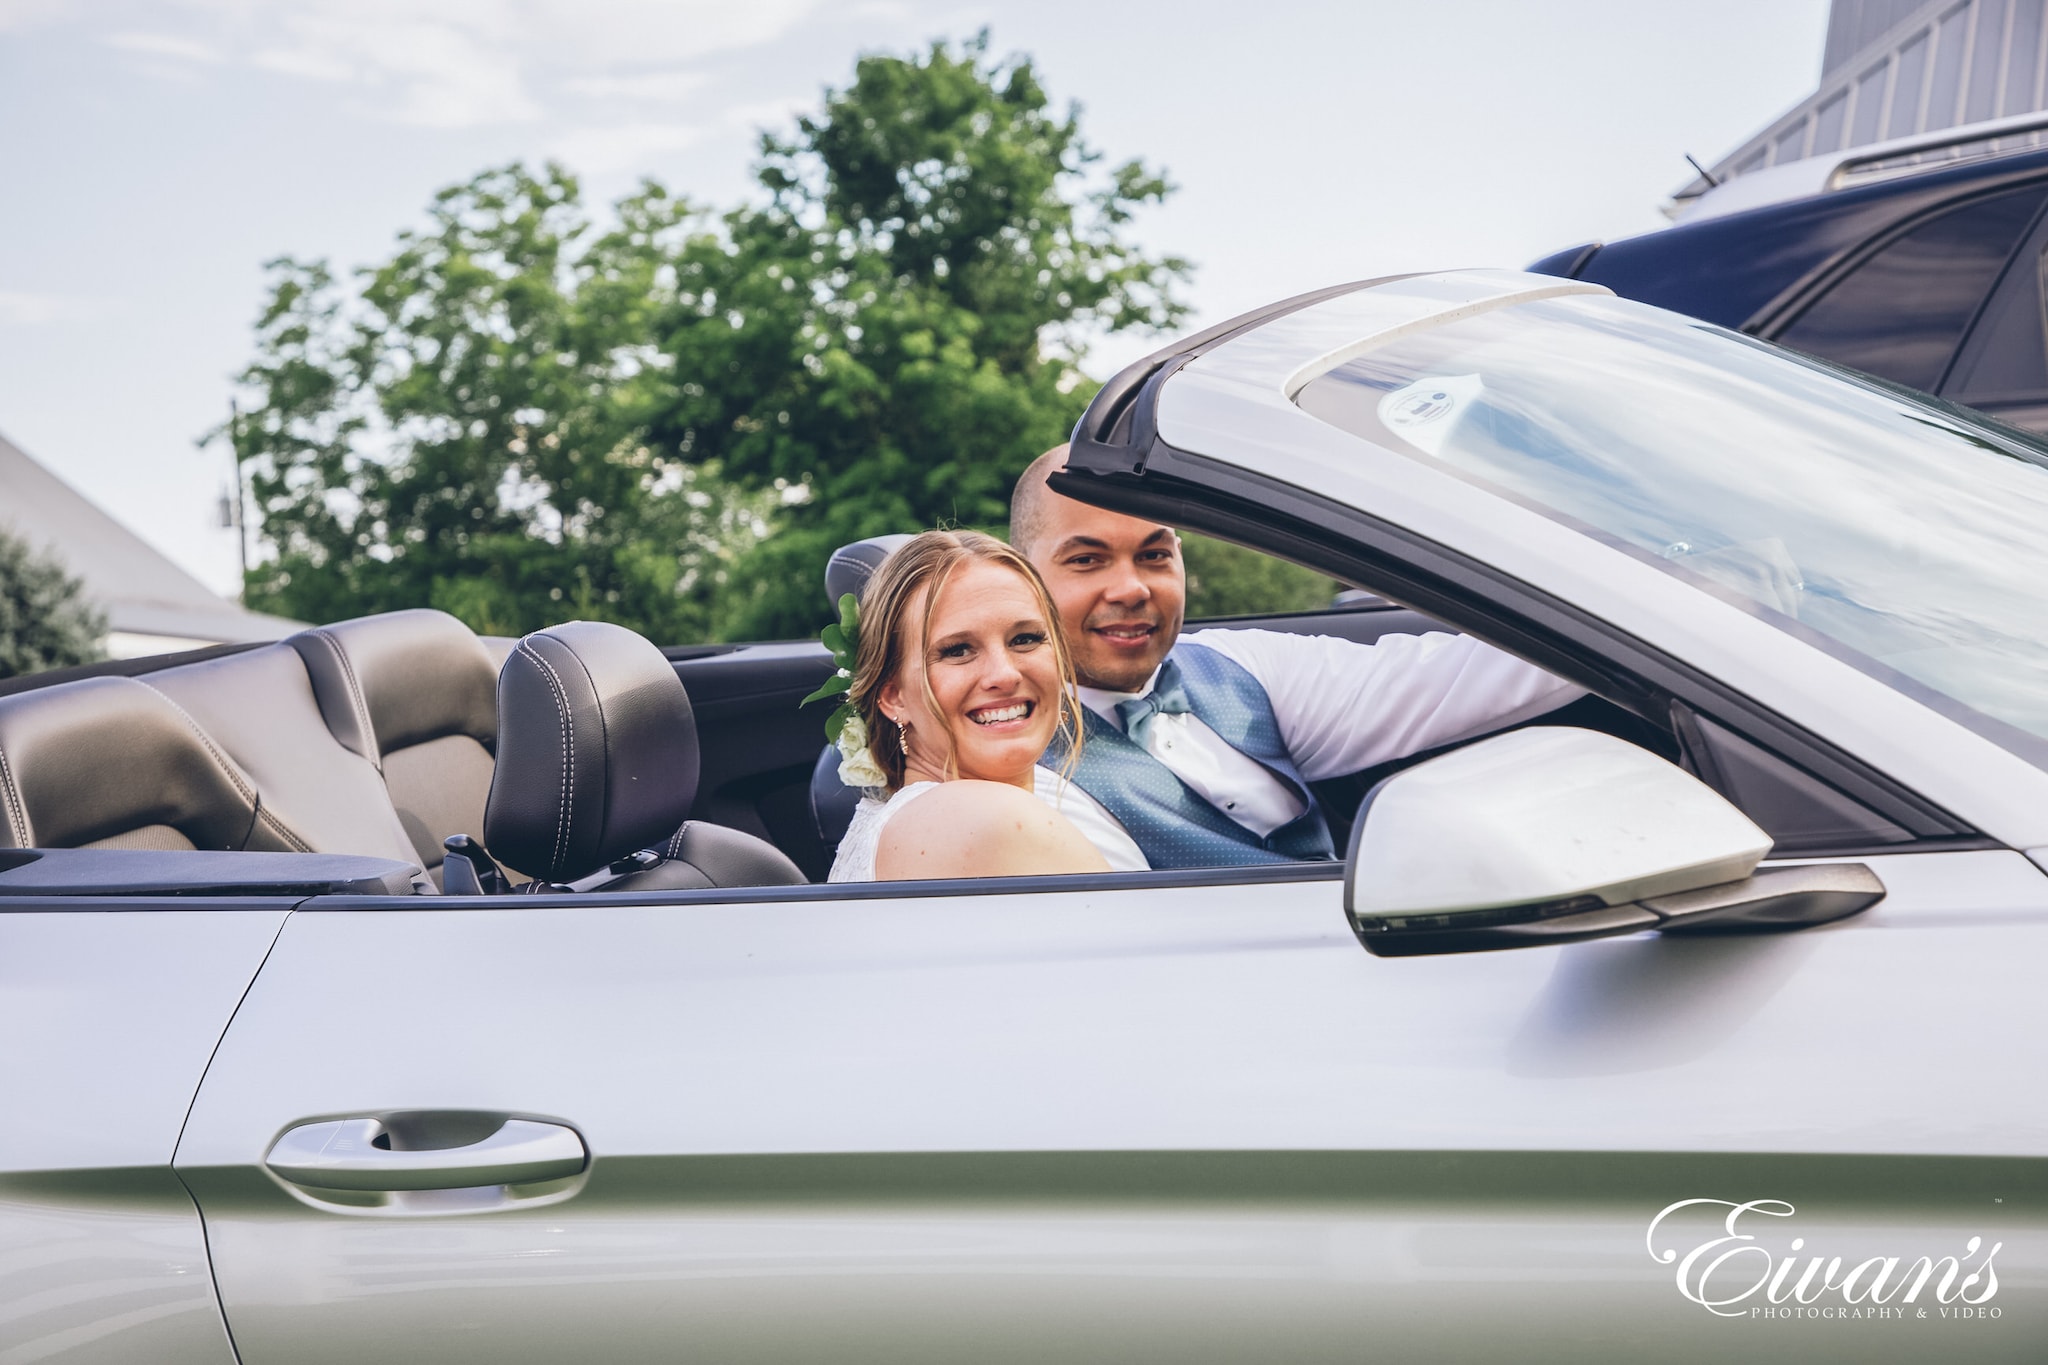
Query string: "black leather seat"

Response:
xmin=809 ymin=535 xmax=912 ymax=849
xmin=0 ymin=676 xmax=312 ymax=852
xmin=287 ymin=609 xmax=500 ymax=883
xmin=482 ymin=621 xmax=807 ymax=892
xmin=144 ymin=641 xmax=420 ymax=866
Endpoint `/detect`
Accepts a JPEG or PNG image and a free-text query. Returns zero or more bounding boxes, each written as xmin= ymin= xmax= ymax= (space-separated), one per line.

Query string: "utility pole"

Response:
xmin=227 ymin=399 xmax=250 ymax=593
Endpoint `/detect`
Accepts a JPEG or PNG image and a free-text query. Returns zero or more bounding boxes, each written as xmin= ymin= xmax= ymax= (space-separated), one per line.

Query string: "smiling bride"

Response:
xmin=826 ymin=530 xmax=1113 ymax=882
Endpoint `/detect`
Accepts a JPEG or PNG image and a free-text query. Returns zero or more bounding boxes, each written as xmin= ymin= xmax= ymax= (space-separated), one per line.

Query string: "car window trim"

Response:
xmin=299 ymin=859 xmax=1346 ymax=911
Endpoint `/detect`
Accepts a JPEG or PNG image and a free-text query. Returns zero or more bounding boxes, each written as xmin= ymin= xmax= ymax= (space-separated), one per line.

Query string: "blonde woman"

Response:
xmin=827 ymin=530 xmax=1114 ymax=882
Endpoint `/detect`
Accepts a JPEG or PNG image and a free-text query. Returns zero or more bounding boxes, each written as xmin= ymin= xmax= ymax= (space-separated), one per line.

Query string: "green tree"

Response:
xmin=226 ymin=167 xmax=773 ymax=639
xmin=1181 ymin=533 xmax=1342 ymax=619
xmin=224 ymin=35 xmax=1189 ymax=642
xmin=652 ymin=32 xmax=1190 ymax=638
xmin=0 ymin=529 xmax=105 ymax=679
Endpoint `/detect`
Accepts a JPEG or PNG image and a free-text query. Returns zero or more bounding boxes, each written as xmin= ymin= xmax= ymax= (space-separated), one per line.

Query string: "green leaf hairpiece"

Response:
xmin=802 ymin=591 xmax=861 ymax=739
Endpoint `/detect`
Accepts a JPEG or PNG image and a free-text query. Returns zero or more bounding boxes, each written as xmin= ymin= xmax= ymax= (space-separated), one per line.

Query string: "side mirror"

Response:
xmin=1344 ymin=728 xmax=1884 ymax=957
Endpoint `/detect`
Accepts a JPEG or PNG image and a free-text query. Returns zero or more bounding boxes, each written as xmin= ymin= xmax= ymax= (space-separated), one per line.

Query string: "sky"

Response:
xmin=0 ymin=0 xmax=1832 ymax=596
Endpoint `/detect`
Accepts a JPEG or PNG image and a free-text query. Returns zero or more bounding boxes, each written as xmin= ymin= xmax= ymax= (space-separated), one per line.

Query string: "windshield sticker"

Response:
xmin=1377 ymin=373 xmax=1483 ymax=456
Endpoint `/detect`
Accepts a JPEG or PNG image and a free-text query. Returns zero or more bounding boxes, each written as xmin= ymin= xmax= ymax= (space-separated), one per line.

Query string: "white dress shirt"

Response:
xmin=1046 ymin=628 xmax=1586 ymax=870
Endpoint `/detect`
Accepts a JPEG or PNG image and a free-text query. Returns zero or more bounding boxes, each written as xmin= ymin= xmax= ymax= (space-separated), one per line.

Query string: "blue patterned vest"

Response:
xmin=1043 ymin=642 xmax=1335 ymax=869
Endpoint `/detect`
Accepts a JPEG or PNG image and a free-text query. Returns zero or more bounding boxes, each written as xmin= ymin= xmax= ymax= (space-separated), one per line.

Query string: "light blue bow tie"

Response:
xmin=1114 ymin=658 xmax=1193 ymax=738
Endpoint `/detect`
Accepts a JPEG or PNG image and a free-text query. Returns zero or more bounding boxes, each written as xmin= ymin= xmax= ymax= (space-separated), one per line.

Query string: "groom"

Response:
xmin=1012 ymin=446 xmax=1585 ymax=871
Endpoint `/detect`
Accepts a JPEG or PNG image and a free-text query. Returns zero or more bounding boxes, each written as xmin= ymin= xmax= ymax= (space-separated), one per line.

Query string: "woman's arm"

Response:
xmin=876 ymin=780 xmax=1111 ymax=881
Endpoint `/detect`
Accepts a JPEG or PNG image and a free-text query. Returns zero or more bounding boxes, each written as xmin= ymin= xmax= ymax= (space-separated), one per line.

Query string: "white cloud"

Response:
xmin=561 ymin=70 xmax=706 ymax=104
xmin=542 ymin=121 xmax=706 ymax=177
xmin=0 ymin=291 xmax=102 ymax=325
xmin=246 ymin=43 xmax=351 ymax=82
xmin=74 ymin=0 xmax=834 ymax=128
xmin=106 ymin=29 xmax=224 ymax=62
xmin=0 ymin=0 xmax=70 ymax=33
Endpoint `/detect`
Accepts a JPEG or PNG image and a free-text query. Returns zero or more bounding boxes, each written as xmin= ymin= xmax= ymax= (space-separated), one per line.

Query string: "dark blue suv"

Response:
xmin=1531 ymin=140 xmax=2048 ymax=434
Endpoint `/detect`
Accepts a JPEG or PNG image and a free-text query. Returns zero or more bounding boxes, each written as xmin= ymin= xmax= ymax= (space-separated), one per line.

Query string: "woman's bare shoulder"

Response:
xmin=876 ymin=780 xmax=1107 ymax=880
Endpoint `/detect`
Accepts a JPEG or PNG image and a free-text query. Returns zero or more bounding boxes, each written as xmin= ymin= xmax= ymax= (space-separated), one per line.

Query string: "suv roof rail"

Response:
xmin=1827 ymin=108 xmax=2048 ymax=190
xmin=1668 ymin=108 xmax=2048 ymax=224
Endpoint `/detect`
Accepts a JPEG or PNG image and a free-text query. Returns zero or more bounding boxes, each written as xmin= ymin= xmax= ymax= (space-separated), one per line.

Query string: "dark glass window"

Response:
xmin=1948 ymin=236 xmax=2048 ymax=406
xmin=1775 ymin=186 xmax=2046 ymax=391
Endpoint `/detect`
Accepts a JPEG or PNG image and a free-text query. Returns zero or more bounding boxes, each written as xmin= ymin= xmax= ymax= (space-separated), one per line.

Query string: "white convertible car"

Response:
xmin=2 ymin=270 xmax=2041 ymax=1363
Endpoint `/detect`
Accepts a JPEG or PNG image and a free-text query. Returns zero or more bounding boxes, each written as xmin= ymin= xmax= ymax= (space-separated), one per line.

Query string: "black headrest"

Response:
xmin=482 ymin=622 xmax=699 ymax=882
xmin=824 ymin=534 xmax=914 ymax=609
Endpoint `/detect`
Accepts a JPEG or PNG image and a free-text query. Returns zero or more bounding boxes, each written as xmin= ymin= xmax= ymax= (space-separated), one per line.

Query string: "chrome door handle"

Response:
xmin=266 ymin=1116 xmax=587 ymax=1191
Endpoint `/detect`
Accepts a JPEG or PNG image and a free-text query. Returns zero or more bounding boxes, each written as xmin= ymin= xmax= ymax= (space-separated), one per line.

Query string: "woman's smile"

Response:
xmin=968 ymin=700 xmax=1033 ymax=727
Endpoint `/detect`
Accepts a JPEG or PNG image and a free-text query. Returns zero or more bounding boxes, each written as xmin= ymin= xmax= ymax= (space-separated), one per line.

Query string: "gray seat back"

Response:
xmin=288 ymin=609 xmax=499 ymax=878
xmin=0 ymin=676 xmax=300 ymax=852
xmin=145 ymin=643 xmax=419 ymax=865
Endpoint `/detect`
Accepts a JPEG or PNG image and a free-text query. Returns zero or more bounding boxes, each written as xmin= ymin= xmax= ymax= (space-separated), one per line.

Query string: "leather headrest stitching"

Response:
xmin=0 ymin=743 xmax=29 ymax=846
xmin=516 ymin=639 xmax=578 ymax=877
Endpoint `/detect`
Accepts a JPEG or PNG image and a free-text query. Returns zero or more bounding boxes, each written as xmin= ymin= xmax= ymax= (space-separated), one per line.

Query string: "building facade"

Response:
xmin=1 ymin=429 xmax=301 ymax=659
xmin=1675 ymin=0 xmax=2048 ymax=212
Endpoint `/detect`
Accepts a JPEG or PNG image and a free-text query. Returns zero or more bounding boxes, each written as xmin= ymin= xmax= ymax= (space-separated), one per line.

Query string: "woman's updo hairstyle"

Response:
xmin=847 ymin=529 xmax=1081 ymax=792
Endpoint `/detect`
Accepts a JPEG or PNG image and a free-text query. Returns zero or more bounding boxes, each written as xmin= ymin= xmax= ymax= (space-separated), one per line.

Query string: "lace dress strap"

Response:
xmin=827 ymin=782 xmax=939 ymax=882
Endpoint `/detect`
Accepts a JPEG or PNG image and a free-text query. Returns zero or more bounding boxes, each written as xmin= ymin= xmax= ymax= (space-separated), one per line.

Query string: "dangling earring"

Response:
xmin=897 ymin=720 xmax=911 ymax=757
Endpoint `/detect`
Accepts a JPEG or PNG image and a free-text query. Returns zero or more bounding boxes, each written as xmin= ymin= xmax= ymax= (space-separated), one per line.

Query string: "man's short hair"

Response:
xmin=1009 ymin=445 xmax=1069 ymax=558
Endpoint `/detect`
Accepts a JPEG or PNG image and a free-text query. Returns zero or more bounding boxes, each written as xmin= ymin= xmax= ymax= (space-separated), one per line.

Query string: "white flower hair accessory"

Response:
xmin=834 ymin=712 xmax=888 ymax=788
xmin=801 ymin=592 xmax=883 ymax=787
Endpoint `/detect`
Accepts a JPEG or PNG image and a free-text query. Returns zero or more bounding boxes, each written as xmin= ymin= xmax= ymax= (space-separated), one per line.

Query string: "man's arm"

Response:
xmin=1186 ymin=627 xmax=1587 ymax=782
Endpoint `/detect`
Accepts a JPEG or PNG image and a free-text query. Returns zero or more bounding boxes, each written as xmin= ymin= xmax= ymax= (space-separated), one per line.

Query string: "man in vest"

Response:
xmin=1012 ymin=445 xmax=1585 ymax=871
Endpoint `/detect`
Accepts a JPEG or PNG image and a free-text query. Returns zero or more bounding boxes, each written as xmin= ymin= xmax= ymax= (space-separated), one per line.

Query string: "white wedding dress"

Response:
xmin=827 ymin=771 xmax=1149 ymax=882
xmin=827 ymin=782 xmax=939 ymax=882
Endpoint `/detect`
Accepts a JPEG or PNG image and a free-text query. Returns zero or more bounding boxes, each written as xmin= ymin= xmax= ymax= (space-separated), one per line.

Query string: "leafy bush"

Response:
xmin=0 ymin=529 xmax=105 ymax=679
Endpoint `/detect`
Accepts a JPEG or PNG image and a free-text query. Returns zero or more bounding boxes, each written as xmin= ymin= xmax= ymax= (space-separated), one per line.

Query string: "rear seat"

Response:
xmin=0 ymin=608 xmax=504 ymax=883
xmin=0 ymin=675 xmax=314 ymax=852
xmin=285 ymin=609 xmax=500 ymax=883
xmin=144 ymin=642 xmax=419 ymax=865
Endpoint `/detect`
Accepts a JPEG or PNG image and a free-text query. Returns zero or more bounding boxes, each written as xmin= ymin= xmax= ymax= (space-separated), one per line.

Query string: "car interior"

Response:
xmin=0 ymin=534 xmax=1677 ymax=900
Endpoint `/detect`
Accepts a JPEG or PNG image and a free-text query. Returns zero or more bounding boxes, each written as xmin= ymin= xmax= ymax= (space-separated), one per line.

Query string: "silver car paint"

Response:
xmin=174 ymin=848 xmax=2046 ymax=1361
xmin=1154 ymin=269 xmax=2048 ymax=849
xmin=0 ymin=906 xmax=288 ymax=1364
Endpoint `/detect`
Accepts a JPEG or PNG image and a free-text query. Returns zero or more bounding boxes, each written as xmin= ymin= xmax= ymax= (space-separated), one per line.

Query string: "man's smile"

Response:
xmin=1091 ymin=621 xmax=1157 ymax=647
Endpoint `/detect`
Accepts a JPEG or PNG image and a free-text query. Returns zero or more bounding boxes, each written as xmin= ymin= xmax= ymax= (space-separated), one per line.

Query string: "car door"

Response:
xmin=0 ymin=885 xmax=291 ymax=1365
xmin=171 ymin=841 xmax=2047 ymax=1363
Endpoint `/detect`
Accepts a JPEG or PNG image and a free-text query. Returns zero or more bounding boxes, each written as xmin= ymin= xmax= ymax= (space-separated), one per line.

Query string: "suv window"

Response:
xmin=1774 ymin=185 xmax=2048 ymax=391
xmin=1946 ymin=219 xmax=2048 ymax=413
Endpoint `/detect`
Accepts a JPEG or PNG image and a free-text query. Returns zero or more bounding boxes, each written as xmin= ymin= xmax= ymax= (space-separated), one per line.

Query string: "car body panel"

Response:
xmin=174 ymin=847 xmax=2047 ymax=1361
xmin=0 ymin=903 xmax=289 ymax=1365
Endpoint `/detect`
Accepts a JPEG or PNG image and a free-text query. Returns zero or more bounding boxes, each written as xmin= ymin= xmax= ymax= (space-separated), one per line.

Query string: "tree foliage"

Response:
xmin=0 ymin=529 xmax=105 ymax=679
xmin=1181 ymin=533 xmax=1340 ymax=619
xmin=226 ymin=33 xmax=1191 ymax=640
xmin=228 ymin=170 xmax=773 ymax=639
xmin=646 ymin=33 xmax=1189 ymax=638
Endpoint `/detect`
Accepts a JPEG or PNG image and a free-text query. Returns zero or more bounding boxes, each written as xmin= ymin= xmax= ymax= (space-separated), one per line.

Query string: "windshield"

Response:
xmin=1294 ymin=293 xmax=2048 ymax=766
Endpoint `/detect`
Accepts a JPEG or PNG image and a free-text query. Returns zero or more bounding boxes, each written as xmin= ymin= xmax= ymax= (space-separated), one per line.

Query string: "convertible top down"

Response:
xmin=4 ymin=270 xmax=2044 ymax=1364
